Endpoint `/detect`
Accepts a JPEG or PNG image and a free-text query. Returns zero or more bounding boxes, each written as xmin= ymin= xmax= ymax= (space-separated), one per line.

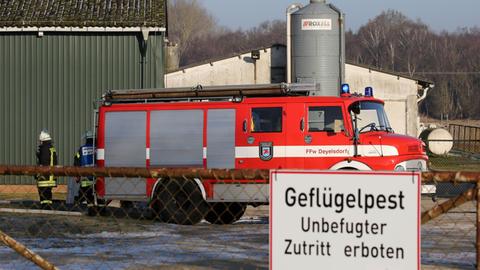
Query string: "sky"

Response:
xmin=198 ymin=0 xmax=479 ymax=33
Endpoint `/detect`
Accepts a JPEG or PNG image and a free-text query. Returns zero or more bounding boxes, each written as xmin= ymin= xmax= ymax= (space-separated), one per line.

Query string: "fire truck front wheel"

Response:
xmin=151 ymin=178 xmax=208 ymax=225
xmin=205 ymin=202 xmax=247 ymax=225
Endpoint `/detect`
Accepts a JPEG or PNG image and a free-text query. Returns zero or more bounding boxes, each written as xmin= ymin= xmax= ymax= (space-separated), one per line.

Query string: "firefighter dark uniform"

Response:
xmin=74 ymin=137 xmax=95 ymax=207
xmin=36 ymin=134 xmax=57 ymax=209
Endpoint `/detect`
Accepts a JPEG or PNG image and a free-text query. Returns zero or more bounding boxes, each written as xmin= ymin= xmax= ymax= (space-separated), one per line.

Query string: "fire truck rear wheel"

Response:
xmin=205 ymin=202 xmax=246 ymax=225
xmin=120 ymin=201 xmax=134 ymax=209
xmin=151 ymin=177 xmax=208 ymax=225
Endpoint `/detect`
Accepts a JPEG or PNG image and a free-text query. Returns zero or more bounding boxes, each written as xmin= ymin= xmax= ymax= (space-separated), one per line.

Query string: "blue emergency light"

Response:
xmin=365 ymin=87 xmax=374 ymax=97
xmin=341 ymin=84 xmax=350 ymax=94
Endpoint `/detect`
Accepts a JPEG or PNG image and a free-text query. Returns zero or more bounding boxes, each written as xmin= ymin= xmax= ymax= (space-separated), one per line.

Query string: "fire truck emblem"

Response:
xmin=259 ymin=142 xmax=273 ymax=161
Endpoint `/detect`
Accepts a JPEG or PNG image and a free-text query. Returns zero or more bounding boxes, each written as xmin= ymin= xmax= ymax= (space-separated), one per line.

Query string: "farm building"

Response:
xmin=0 ymin=0 xmax=166 ymax=184
xmin=165 ymin=44 xmax=433 ymax=137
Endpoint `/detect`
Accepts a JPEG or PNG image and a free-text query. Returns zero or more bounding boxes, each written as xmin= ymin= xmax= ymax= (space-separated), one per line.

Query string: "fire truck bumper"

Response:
xmin=207 ymin=183 xmax=269 ymax=203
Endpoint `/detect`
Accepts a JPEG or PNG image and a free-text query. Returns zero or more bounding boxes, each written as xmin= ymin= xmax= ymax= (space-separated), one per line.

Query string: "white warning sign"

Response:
xmin=270 ymin=171 xmax=420 ymax=270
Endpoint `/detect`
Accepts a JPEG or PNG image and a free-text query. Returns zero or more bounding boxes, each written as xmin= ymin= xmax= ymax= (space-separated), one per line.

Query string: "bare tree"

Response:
xmin=348 ymin=10 xmax=480 ymax=120
xmin=357 ymin=21 xmax=385 ymax=68
xmin=180 ymin=20 xmax=286 ymax=66
xmin=167 ymin=0 xmax=218 ymax=62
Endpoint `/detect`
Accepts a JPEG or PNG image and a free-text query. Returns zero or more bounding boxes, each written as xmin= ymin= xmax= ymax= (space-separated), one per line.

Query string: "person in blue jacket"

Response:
xmin=73 ymin=131 xmax=95 ymax=207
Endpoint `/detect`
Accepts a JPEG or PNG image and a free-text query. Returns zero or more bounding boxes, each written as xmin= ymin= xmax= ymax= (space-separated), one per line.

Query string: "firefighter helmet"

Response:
xmin=38 ymin=130 xmax=51 ymax=142
xmin=83 ymin=130 xmax=94 ymax=140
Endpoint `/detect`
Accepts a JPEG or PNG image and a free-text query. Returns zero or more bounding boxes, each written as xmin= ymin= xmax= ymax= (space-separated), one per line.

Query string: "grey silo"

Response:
xmin=290 ymin=0 xmax=345 ymax=96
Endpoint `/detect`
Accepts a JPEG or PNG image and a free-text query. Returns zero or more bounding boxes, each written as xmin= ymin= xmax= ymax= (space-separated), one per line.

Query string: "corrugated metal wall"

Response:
xmin=0 ymin=32 xmax=164 ymax=184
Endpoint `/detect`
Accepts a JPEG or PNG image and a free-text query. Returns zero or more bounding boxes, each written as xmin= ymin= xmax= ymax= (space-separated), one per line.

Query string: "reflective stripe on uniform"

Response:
xmin=49 ymin=147 xmax=56 ymax=183
xmin=38 ymin=177 xmax=56 ymax=187
xmin=37 ymin=147 xmax=57 ymax=188
xmin=80 ymin=178 xmax=94 ymax=187
xmin=49 ymin=147 xmax=55 ymax=166
xmin=40 ymin=200 xmax=53 ymax=205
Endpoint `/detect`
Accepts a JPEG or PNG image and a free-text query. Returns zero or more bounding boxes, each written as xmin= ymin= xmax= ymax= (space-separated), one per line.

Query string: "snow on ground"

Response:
xmin=0 ymin=216 xmax=269 ymax=270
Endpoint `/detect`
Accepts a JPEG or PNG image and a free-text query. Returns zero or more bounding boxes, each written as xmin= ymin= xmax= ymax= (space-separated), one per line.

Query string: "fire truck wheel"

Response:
xmin=204 ymin=202 xmax=246 ymax=225
xmin=120 ymin=201 xmax=134 ymax=209
xmin=151 ymin=177 xmax=208 ymax=225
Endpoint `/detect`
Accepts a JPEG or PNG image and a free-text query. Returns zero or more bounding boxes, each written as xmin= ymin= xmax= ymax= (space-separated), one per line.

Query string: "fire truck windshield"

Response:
xmin=351 ymin=101 xmax=392 ymax=133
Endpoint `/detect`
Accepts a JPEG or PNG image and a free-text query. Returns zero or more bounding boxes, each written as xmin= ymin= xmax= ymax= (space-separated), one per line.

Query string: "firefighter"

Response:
xmin=36 ymin=130 xmax=57 ymax=210
xmin=73 ymin=131 xmax=95 ymax=208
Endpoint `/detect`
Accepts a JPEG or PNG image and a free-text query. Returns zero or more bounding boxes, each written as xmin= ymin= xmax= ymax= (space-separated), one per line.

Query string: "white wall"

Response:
xmin=345 ymin=64 xmax=419 ymax=136
xmin=165 ymin=46 xmax=286 ymax=88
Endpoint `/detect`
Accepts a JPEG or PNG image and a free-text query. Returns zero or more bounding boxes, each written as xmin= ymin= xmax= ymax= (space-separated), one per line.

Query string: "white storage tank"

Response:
xmin=419 ymin=128 xmax=454 ymax=155
xmin=289 ymin=0 xmax=345 ymax=96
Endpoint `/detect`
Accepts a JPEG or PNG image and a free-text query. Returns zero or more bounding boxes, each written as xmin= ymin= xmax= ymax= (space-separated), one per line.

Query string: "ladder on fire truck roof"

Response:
xmin=102 ymin=83 xmax=317 ymax=104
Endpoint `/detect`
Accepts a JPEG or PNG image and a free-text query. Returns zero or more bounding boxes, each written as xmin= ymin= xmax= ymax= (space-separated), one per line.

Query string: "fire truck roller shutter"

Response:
xmin=104 ymin=111 xmax=147 ymax=199
xmin=207 ymin=109 xmax=235 ymax=168
xmin=150 ymin=110 xmax=203 ymax=167
xmin=149 ymin=110 xmax=207 ymax=224
xmin=205 ymin=109 xmax=247 ymax=224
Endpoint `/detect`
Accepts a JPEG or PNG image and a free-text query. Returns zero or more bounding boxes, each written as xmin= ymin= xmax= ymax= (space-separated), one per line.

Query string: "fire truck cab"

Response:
xmin=94 ymin=83 xmax=428 ymax=225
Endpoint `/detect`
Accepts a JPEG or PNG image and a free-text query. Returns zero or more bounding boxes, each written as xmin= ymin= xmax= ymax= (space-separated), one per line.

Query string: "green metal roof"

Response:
xmin=0 ymin=0 xmax=165 ymax=28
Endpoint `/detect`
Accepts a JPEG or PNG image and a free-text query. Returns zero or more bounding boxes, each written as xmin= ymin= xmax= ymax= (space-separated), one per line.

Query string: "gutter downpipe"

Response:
xmin=140 ymin=28 xmax=150 ymax=89
xmin=286 ymin=3 xmax=303 ymax=84
xmin=328 ymin=3 xmax=345 ymax=88
xmin=339 ymin=9 xmax=345 ymax=87
xmin=417 ymin=83 xmax=435 ymax=103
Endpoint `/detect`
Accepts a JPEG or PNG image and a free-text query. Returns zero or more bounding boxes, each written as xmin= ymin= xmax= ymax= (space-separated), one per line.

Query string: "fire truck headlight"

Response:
xmin=396 ymin=160 xmax=427 ymax=172
xmin=416 ymin=161 xmax=424 ymax=171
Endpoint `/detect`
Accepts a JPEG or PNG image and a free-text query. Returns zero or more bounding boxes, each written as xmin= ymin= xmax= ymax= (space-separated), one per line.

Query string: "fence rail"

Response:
xmin=1 ymin=164 xmax=480 ymax=183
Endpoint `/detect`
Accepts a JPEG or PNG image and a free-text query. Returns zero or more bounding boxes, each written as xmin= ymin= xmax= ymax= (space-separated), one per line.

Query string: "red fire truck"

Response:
xmin=94 ymin=83 xmax=428 ymax=225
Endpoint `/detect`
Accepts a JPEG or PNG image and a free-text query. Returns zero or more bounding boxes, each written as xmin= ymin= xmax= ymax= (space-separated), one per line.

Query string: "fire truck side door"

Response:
xmin=237 ymin=105 xmax=286 ymax=169
xmin=304 ymin=104 xmax=352 ymax=169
